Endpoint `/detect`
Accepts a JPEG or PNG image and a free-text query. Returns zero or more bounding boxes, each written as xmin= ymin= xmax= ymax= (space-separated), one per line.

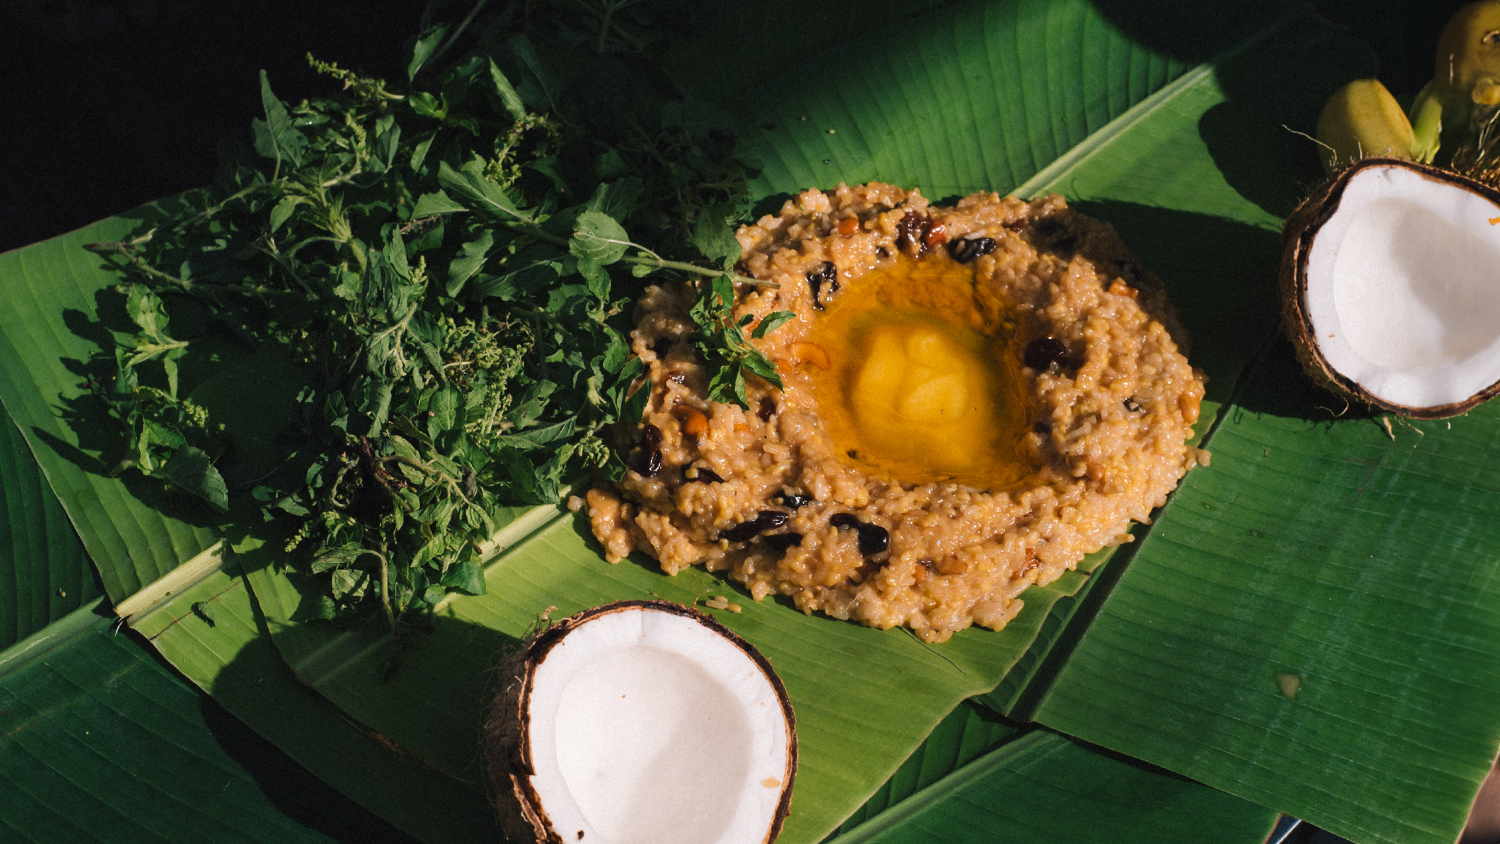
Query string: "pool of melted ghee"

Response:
xmin=807 ymin=256 xmax=1039 ymax=489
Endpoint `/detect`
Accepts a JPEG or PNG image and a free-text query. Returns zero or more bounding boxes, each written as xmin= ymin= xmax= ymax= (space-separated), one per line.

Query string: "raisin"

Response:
xmin=895 ymin=211 xmax=933 ymax=256
xmin=630 ymin=424 xmax=663 ymax=477
xmin=773 ymin=490 xmax=814 ymax=509
xmin=830 ymin=513 xmax=890 ymax=555
xmin=684 ymin=465 xmax=725 ymax=484
xmin=1023 ymin=337 xmax=1070 ymax=371
xmin=764 ymin=532 xmax=804 ymax=553
xmin=948 ymin=236 xmax=997 ymax=264
xmin=806 ymin=261 xmax=840 ymax=309
xmin=722 ymin=510 xmax=791 ymax=543
xmin=1034 ymin=217 xmax=1078 ymax=254
xmin=757 ymin=396 xmax=777 ymax=422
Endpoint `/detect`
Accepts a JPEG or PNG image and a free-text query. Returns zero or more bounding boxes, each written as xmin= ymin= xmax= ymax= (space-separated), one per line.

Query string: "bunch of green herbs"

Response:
xmin=82 ymin=0 xmax=782 ymax=629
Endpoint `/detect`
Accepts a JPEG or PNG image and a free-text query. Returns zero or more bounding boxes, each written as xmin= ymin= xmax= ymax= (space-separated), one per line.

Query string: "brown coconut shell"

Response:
xmin=481 ymin=599 xmax=798 ymax=844
xmin=1279 ymin=156 xmax=1500 ymax=419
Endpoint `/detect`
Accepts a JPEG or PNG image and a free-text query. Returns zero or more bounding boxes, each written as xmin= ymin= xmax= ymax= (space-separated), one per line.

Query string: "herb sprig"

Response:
xmin=83 ymin=0 xmax=786 ymax=629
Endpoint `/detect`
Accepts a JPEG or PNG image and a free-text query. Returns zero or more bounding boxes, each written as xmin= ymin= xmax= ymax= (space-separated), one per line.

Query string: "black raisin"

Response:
xmin=684 ymin=465 xmax=725 ymax=484
xmin=830 ymin=513 xmax=890 ymax=555
xmin=764 ymin=532 xmax=804 ymax=553
xmin=1034 ymin=217 xmax=1078 ymax=254
xmin=948 ymin=236 xmax=997 ymax=264
xmin=722 ymin=510 xmax=791 ymax=543
xmin=757 ymin=397 xmax=777 ymax=422
xmin=895 ymin=210 xmax=933 ymax=256
xmin=1023 ymin=337 xmax=1070 ymax=370
xmin=630 ymin=424 xmax=663 ymax=477
xmin=773 ymin=491 xmax=814 ymax=509
xmin=806 ymin=261 xmax=839 ymax=309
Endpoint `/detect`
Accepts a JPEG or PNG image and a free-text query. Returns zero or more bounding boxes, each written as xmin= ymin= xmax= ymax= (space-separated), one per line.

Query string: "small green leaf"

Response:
xmin=409 ymin=91 xmax=447 ymax=119
xmin=412 ymin=190 xmax=469 ymax=218
xmin=437 ymin=161 xmax=524 ymax=220
xmin=268 ymin=196 xmax=300 ymax=233
xmin=408 ymin=24 xmax=450 ymax=80
xmin=429 ymin=386 xmax=460 ymax=432
xmin=446 ymin=230 xmax=495 ymax=297
xmin=575 ymin=255 xmax=611 ymax=302
xmin=753 ymin=310 xmax=797 ymax=339
xmin=570 ymin=210 xmax=630 ymax=265
xmin=692 ymin=203 xmax=743 ymax=265
xmin=487 ymin=59 xmax=528 ymax=122
xmin=251 ymin=70 xmax=307 ymax=169
xmin=441 ymin=559 xmax=487 ymax=596
xmin=160 ymin=446 xmax=229 ymax=512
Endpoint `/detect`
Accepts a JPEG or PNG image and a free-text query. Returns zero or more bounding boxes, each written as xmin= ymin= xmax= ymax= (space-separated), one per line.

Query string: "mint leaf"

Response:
xmin=488 ymin=59 xmax=528 ymax=121
xmin=252 ymin=70 xmax=307 ymax=169
xmin=161 ymin=446 xmax=229 ymax=512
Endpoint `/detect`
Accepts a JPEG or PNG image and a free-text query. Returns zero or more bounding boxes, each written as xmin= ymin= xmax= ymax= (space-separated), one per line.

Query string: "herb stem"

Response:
xmin=619 ymin=253 xmax=777 ymax=289
xmin=374 ymin=548 xmax=397 ymax=634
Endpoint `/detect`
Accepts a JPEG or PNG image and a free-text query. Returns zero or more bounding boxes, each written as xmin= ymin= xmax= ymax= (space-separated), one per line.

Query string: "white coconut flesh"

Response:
xmin=1302 ymin=163 xmax=1500 ymax=409
xmin=521 ymin=604 xmax=793 ymax=844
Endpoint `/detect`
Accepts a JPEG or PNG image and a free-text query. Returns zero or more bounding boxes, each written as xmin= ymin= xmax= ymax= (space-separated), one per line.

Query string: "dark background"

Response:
xmin=0 ymin=1 xmax=1481 ymax=843
xmin=0 ymin=0 xmax=1472 ymax=255
xmin=0 ymin=0 xmax=424 ymax=254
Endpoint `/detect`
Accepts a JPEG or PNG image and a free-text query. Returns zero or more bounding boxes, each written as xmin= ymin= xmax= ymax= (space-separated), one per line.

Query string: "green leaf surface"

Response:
xmin=0 ymin=408 xmax=99 ymax=649
xmin=0 ymin=211 xmax=221 ymax=601
xmin=122 ymin=553 xmax=493 ymax=844
xmin=827 ymin=728 xmax=1278 ymax=844
xmin=1029 ymin=344 xmax=1500 ymax=844
xmin=0 ymin=603 xmax=390 ymax=844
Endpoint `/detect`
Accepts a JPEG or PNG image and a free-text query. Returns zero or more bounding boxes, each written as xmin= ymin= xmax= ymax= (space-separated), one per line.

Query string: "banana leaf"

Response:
xmin=0 ymin=601 xmax=412 ymax=843
xmin=0 ymin=1 xmax=1491 ymax=843
xmin=0 ymin=408 xmax=99 ymax=649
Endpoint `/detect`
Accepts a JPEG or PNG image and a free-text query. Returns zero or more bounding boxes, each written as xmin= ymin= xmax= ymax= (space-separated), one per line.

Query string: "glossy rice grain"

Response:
xmin=586 ymin=183 xmax=1207 ymax=642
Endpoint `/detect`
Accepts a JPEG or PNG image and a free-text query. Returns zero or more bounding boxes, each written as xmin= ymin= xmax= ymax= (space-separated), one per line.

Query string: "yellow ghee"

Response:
xmin=806 ymin=256 xmax=1038 ymax=488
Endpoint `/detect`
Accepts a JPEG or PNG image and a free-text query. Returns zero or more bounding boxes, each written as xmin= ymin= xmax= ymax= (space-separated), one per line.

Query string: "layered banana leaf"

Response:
xmin=2 ymin=1 xmax=1496 ymax=844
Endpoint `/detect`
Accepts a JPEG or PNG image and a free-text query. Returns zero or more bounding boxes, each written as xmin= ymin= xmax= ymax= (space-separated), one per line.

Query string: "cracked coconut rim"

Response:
xmin=1282 ymin=158 xmax=1500 ymax=418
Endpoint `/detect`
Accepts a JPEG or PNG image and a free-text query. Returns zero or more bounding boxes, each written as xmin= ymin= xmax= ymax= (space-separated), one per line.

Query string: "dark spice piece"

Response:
xmin=773 ymin=490 xmax=814 ymax=510
xmin=757 ymin=396 xmax=777 ymax=422
xmin=684 ymin=465 xmax=725 ymax=484
xmin=764 ymin=532 xmax=804 ymax=553
xmin=948 ymin=236 xmax=997 ymax=264
xmin=630 ymin=423 xmax=663 ymax=477
xmin=830 ymin=513 xmax=890 ymax=555
xmin=1033 ymin=217 xmax=1079 ymax=254
xmin=806 ymin=261 xmax=840 ymax=309
xmin=1024 ymin=336 xmax=1070 ymax=370
xmin=895 ymin=210 xmax=933 ymax=256
xmin=722 ymin=510 xmax=791 ymax=543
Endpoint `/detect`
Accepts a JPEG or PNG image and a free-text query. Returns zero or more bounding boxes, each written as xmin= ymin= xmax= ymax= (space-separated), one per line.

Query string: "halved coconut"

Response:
xmin=1281 ymin=157 xmax=1500 ymax=418
xmin=483 ymin=600 xmax=796 ymax=844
